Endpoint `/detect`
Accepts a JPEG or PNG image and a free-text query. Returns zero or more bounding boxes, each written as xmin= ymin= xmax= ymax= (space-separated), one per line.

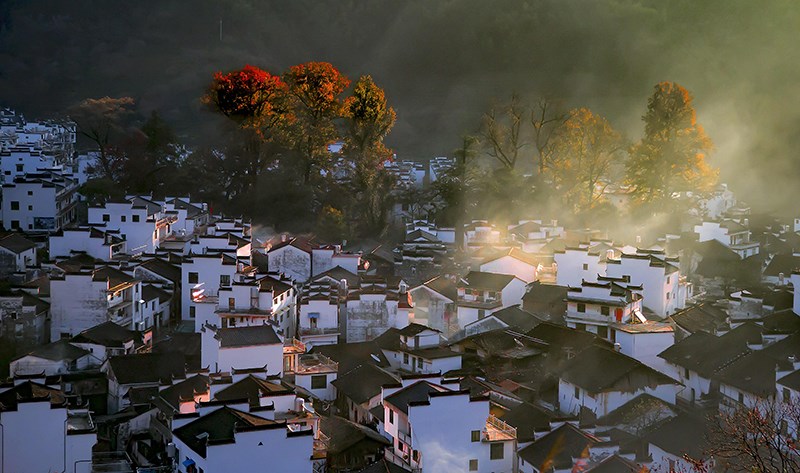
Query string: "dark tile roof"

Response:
xmin=491 ymin=305 xmax=543 ymax=332
xmin=320 ymin=415 xmax=390 ymax=454
xmin=522 ymin=282 xmax=568 ymax=322
xmin=397 ymin=323 xmax=440 ymax=337
xmin=596 ymin=393 xmax=678 ymax=430
xmin=714 ymin=349 xmax=780 ymax=396
xmin=256 ymin=275 xmax=293 ymax=295
xmin=107 ymin=353 xmax=186 ymax=385
xmin=526 ymin=321 xmax=604 ymax=351
xmin=761 ymin=332 xmax=800 ymax=363
xmin=777 ymin=370 xmax=800 ymax=391
xmin=761 ymin=309 xmax=800 ymax=335
xmin=659 ymin=323 xmax=760 ymax=377
xmin=173 ymin=405 xmax=282 ymax=458
xmin=421 ymin=275 xmax=458 ymax=301
xmin=313 ymin=266 xmax=360 ymax=286
xmin=384 ymin=380 xmax=448 ymax=415
xmin=17 ymin=339 xmax=89 ymax=362
xmin=213 ymin=324 xmax=281 ymax=348
xmin=668 ymin=303 xmax=729 ymax=335
xmin=0 ymin=380 xmax=66 ymax=411
xmin=92 ymin=265 xmax=136 ymax=287
xmin=585 ymin=454 xmax=645 ymax=473
xmin=137 ymin=257 xmax=181 ymax=283
xmin=763 ymin=253 xmax=800 ymax=277
xmin=0 ymin=233 xmax=36 ymax=254
xmin=518 ymin=422 xmax=599 ymax=471
xmin=645 ymin=414 xmax=710 ymax=459
xmin=331 ymin=364 xmax=400 ymax=405
xmin=461 ymin=271 xmax=516 ymax=291
xmin=151 ymin=332 xmax=201 ymax=371
xmin=157 ymin=374 xmax=209 ymax=411
xmin=495 ymin=402 xmax=553 ymax=442
xmin=213 ymin=375 xmax=292 ymax=404
xmin=561 ymin=345 xmax=678 ymax=394
xmin=311 ymin=341 xmax=390 ymax=373
xmin=55 ymin=252 xmax=98 ymax=272
xmin=72 ymin=321 xmax=140 ymax=348
xmin=142 ymin=284 xmax=170 ymax=303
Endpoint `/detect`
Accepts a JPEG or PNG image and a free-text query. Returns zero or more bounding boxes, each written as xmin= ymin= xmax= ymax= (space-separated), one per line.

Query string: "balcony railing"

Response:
xmin=483 ymin=414 xmax=516 ymax=442
xmin=295 ymin=353 xmax=338 ymax=374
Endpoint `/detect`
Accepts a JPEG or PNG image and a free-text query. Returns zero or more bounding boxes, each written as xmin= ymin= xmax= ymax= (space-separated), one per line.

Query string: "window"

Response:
xmin=784 ymin=388 xmax=791 ymax=402
xmin=132 ymin=214 xmax=140 ymax=222
xmin=490 ymin=442 xmax=504 ymax=460
xmin=574 ymin=386 xmax=580 ymax=399
xmin=188 ymin=272 xmax=199 ymax=284
xmin=27 ymin=191 xmax=32 ymax=196
xmin=220 ymin=275 xmax=231 ymax=287
xmin=389 ymin=409 xmax=394 ymax=424
xmin=15 ymin=164 xmax=23 ymax=172
xmin=577 ymin=303 xmax=586 ymax=313
xmin=311 ymin=375 xmax=327 ymax=390
xmin=228 ymin=298 xmax=235 ymax=309
xmin=120 ymin=215 xmax=126 ymax=222
xmin=582 ymin=263 xmax=588 ymax=270
xmin=684 ymin=367 xmax=690 ymax=379
xmin=189 ymin=306 xmax=196 ymax=318
xmin=469 ymin=459 xmax=478 ymax=471
xmin=417 ymin=357 xmax=423 ymax=369
xmin=403 ymin=353 xmax=409 ymax=364
xmin=102 ymin=214 xmax=110 ymax=222
xmin=27 ymin=205 xmax=32 ymax=211
xmin=600 ymin=306 xmax=610 ymax=316
xmin=471 ymin=430 xmax=481 ymax=442
xmin=10 ymin=220 xmax=19 ymax=230
xmin=412 ymin=450 xmax=419 ymax=462
xmin=666 ymin=291 xmax=670 ymax=300
xmin=738 ymin=391 xmax=744 ymax=403
xmin=10 ymin=201 xmax=19 ymax=210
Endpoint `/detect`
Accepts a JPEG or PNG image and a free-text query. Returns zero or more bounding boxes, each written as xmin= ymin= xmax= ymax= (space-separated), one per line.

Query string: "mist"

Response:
xmin=1 ymin=0 xmax=799 ymax=214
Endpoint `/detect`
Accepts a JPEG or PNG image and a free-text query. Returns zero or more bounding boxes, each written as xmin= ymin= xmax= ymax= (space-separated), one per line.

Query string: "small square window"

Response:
xmin=417 ymin=357 xmax=423 ymax=369
xmin=188 ymin=272 xmax=199 ymax=284
xmin=27 ymin=191 xmax=32 ymax=196
xmin=121 ymin=215 xmax=126 ymax=222
xmin=490 ymin=442 xmax=504 ymax=460
xmin=574 ymin=386 xmax=580 ymax=399
xmin=389 ymin=409 xmax=394 ymax=424
xmin=577 ymin=303 xmax=586 ymax=313
xmin=10 ymin=201 xmax=19 ymax=211
xmin=469 ymin=459 xmax=478 ymax=471
xmin=132 ymin=215 xmax=140 ymax=222
xmin=403 ymin=353 xmax=409 ymax=364
xmin=27 ymin=205 xmax=32 ymax=211
xmin=102 ymin=214 xmax=110 ymax=222
xmin=601 ymin=306 xmax=610 ymax=316
xmin=189 ymin=306 xmax=196 ymax=318
xmin=582 ymin=263 xmax=588 ymax=270
xmin=471 ymin=430 xmax=481 ymax=442
xmin=311 ymin=374 xmax=327 ymax=390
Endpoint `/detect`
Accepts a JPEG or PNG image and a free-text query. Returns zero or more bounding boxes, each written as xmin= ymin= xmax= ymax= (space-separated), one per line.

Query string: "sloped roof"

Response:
xmin=0 ymin=233 xmax=36 ymax=254
xmin=173 ymin=405 xmax=282 ymax=457
xmin=213 ymin=324 xmax=281 ymax=348
xmin=500 ymin=401 xmax=554 ymax=442
xmin=0 ymin=380 xmax=66 ymax=411
xmin=763 ymin=253 xmax=800 ymax=277
xmin=420 ymin=275 xmax=458 ymax=302
xmin=16 ymin=339 xmax=89 ymax=362
xmin=645 ymin=415 xmax=710 ymax=459
xmin=461 ymin=271 xmax=516 ymax=291
xmin=137 ymin=257 xmax=181 ymax=282
xmin=157 ymin=374 xmax=210 ymax=411
xmin=314 ymin=265 xmax=360 ymax=286
xmin=585 ymin=454 xmax=646 ymax=473
xmin=107 ymin=352 xmax=186 ymax=385
xmin=213 ymin=375 xmax=293 ymax=404
xmin=320 ymin=415 xmax=390 ymax=454
xmin=311 ymin=341 xmax=390 ymax=372
xmin=384 ymin=380 xmax=449 ymax=415
xmin=355 ymin=459 xmax=412 ymax=473
xmin=72 ymin=321 xmax=140 ymax=347
xmin=561 ymin=345 xmax=678 ymax=394
xmin=518 ymin=423 xmax=599 ymax=471
xmin=714 ymin=349 xmax=780 ymax=396
xmin=397 ymin=323 xmax=440 ymax=337
xmin=659 ymin=323 xmax=760 ymax=377
xmin=668 ymin=303 xmax=729 ymax=335
xmin=142 ymin=284 xmax=170 ymax=303
xmin=490 ymin=305 xmax=543 ymax=332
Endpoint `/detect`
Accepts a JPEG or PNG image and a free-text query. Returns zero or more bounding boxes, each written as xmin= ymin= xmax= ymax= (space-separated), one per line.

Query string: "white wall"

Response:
xmin=558 ymin=379 xmax=677 ymax=417
xmin=50 ymin=274 xmax=108 ymax=340
xmin=480 ymin=256 xmax=537 ymax=283
xmin=555 ymin=249 xmax=605 ymax=287
xmin=0 ymin=401 xmax=96 ymax=473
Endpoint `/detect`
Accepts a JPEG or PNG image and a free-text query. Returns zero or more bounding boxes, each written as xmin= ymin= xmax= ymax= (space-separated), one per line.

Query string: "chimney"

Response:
xmin=281 ymin=234 xmax=288 ymax=243
xmin=779 ymin=272 xmax=785 ymax=285
xmin=613 ymin=343 xmax=622 ymax=352
xmin=399 ymin=281 xmax=408 ymax=294
xmin=339 ymin=278 xmax=348 ymax=296
xmin=607 ymin=249 xmax=615 ymax=261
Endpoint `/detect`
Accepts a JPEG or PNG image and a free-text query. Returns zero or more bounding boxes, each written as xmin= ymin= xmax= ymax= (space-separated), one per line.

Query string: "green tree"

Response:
xmin=626 ymin=82 xmax=716 ymax=206
xmin=68 ymin=96 xmax=137 ymax=179
xmin=343 ymin=75 xmax=397 ymax=236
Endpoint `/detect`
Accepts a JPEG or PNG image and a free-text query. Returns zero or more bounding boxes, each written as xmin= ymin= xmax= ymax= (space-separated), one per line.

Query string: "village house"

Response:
xmin=200 ymin=323 xmax=284 ymax=376
xmin=377 ymin=323 xmax=462 ymax=375
xmin=479 ymin=247 xmax=540 ymax=283
xmin=0 ymin=289 xmax=49 ymax=354
xmin=557 ymin=344 xmax=679 ymax=418
xmin=0 ymin=380 xmax=96 ymax=473
xmin=10 ymin=339 xmax=94 ymax=376
xmin=605 ymin=249 xmax=689 ymax=317
xmin=265 ymin=234 xmax=361 ymax=283
xmin=181 ymin=251 xmax=239 ymax=321
xmin=50 ymin=265 xmax=146 ymax=340
xmin=344 ymin=275 xmax=413 ymax=342
xmin=694 ymin=219 xmax=760 ymax=258
xmin=103 ymin=352 xmax=187 ymax=413
xmin=0 ymin=232 xmax=37 ymax=274
xmin=564 ymin=275 xmax=644 ymax=337
xmin=410 ymin=274 xmax=458 ymax=335
xmin=87 ymin=196 xmax=167 ymax=254
xmin=1 ymin=170 xmax=78 ymax=232
xmin=49 ymin=226 xmax=126 ymax=260
xmin=456 ymin=271 xmax=527 ymax=329
xmin=298 ymin=277 xmax=342 ymax=347
xmin=554 ymin=243 xmax=615 ymax=287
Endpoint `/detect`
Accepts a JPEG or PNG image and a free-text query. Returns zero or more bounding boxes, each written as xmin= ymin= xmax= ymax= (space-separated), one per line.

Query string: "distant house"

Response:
xmin=49 ymin=227 xmax=125 ymax=260
xmin=521 ymin=281 xmax=567 ymax=323
xmin=200 ymin=323 xmax=284 ymax=376
xmin=10 ymin=339 xmax=93 ymax=376
xmin=70 ymin=321 xmax=141 ymax=362
xmin=564 ymin=275 xmax=644 ymax=338
xmin=456 ymin=271 xmax=527 ymax=329
xmin=0 ymin=380 xmax=96 ymax=473
xmin=377 ymin=323 xmax=462 ymax=375
xmin=319 ymin=415 xmax=391 ymax=471
xmin=694 ymin=219 xmax=759 ymax=258
xmin=104 ymin=352 xmax=187 ymax=413
xmin=517 ymin=423 xmax=600 ymax=473
xmin=0 ymin=232 xmax=37 ymax=273
xmin=410 ymin=275 xmax=458 ymax=335
xmin=479 ymin=248 xmax=540 ymax=283
xmin=557 ymin=345 xmax=679 ymax=417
